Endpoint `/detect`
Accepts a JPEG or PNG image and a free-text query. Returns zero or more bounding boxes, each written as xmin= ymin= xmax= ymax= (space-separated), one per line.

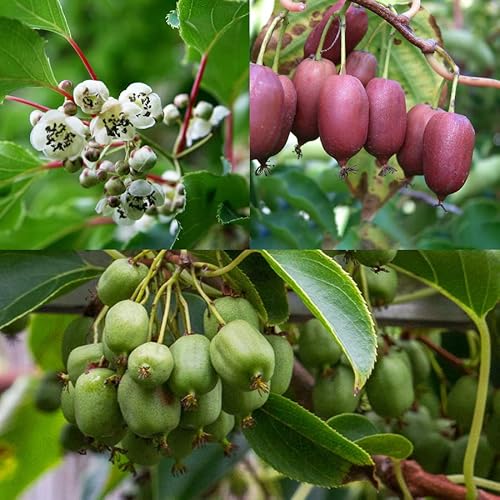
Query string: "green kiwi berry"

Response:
xmin=266 ymin=334 xmax=294 ymax=395
xmin=127 ymin=342 xmax=174 ymax=388
xmin=67 ymin=343 xmax=104 ymax=384
xmin=60 ymin=423 xmax=88 ymax=453
xmin=447 ymin=375 xmax=478 ymax=432
xmin=97 ymin=258 xmax=148 ymax=306
xmin=354 ymin=250 xmax=397 ymax=268
xmin=34 ymin=371 xmax=62 ymax=412
xmin=118 ymin=372 xmax=181 ymax=437
xmin=365 ymin=267 xmax=398 ymax=307
xmin=221 ymin=381 xmax=269 ymax=424
xmin=180 ymin=379 xmax=222 ymax=430
xmin=446 ymin=435 xmax=495 ymax=477
xmin=398 ymin=407 xmax=434 ymax=444
xmin=413 ymin=431 xmax=451 ymax=473
xmin=418 ymin=387 xmax=441 ymax=418
xmin=61 ymin=381 xmax=76 ymax=424
xmin=103 ymin=300 xmax=149 ymax=355
xmin=203 ymin=297 xmax=260 ymax=339
xmin=298 ymin=319 xmax=342 ymax=370
xmin=120 ymin=431 xmax=162 ymax=466
xmin=168 ymin=334 xmax=218 ymax=408
xmin=312 ymin=366 xmax=360 ymax=418
xmin=205 ymin=411 xmax=235 ymax=442
xmin=167 ymin=428 xmax=198 ymax=475
xmin=74 ymin=368 xmax=124 ymax=439
xmin=366 ymin=351 xmax=414 ymax=418
xmin=61 ymin=316 xmax=94 ymax=369
xmin=210 ymin=320 xmax=275 ymax=393
xmin=401 ymin=339 xmax=431 ymax=384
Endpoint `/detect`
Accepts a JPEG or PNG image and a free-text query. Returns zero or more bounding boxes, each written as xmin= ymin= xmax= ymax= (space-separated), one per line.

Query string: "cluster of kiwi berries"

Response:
xmin=250 ymin=0 xmax=475 ymax=203
xmin=29 ymin=257 xmax=294 ymax=474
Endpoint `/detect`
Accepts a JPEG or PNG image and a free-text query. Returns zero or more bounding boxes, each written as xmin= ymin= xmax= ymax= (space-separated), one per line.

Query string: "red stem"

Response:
xmin=51 ymin=86 xmax=75 ymax=101
xmin=43 ymin=161 xmax=64 ymax=169
xmin=175 ymin=53 xmax=209 ymax=155
xmin=67 ymin=37 xmax=98 ymax=81
xmin=86 ymin=216 xmax=113 ymax=226
xmin=224 ymin=110 xmax=234 ymax=170
xmin=146 ymin=173 xmax=177 ymax=186
xmin=5 ymin=95 xmax=50 ymax=112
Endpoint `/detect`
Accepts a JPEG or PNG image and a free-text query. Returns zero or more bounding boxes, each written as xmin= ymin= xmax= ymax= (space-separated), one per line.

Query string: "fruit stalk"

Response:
xmin=201 ymin=250 xmax=255 ymax=278
xmin=273 ymin=13 xmax=288 ymax=72
xmin=256 ymin=11 xmax=286 ymax=66
xmin=315 ymin=11 xmax=338 ymax=61
xmin=190 ymin=267 xmax=226 ymax=326
xmin=175 ymin=282 xmax=192 ymax=334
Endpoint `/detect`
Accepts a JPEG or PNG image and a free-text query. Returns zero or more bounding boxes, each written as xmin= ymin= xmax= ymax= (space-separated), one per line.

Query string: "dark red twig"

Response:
xmin=44 ymin=161 xmax=64 ymax=170
xmin=67 ymin=37 xmax=98 ymax=80
xmin=5 ymin=96 xmax=50 ymax=112
xmin=175 ymin=53 xmax=209 ymax=155
xmin=417 ymin=335 xmax=472 ymax=373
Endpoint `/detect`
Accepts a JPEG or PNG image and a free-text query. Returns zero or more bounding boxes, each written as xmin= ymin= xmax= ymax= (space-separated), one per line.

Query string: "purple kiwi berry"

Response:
xmin=345 ymin=50 xmax=378 ymax=87
xmin=269 ymin=75 xmax=297 ymax=157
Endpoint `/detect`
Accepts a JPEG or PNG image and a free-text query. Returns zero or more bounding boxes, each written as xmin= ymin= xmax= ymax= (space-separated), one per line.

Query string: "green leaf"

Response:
xmin=28 ymin=313 xmax=78 ymax=371
xmin=177 ymin=0 xmax=249 ymax=104
xmin=0 ymin=17 xmax=59 ymax=102
xmin=0 ymin=378 xmax=66 ymax=498
xmin=327 ymin=413 xmax=378 ymax=442
xmin=174 ymin=172 xmax=248 ymax=248
xmin=243 ymin=394 xmax=373 ymax=487
xmin=0 ymin=0 xmax=70 ymax=37
xmin=256 ymin=168 xmax=338 ymax=239
xmin=0 ymin=142 xmax=42 ymax=183
xmin=0 ymin=180 xmax=33 ymax=232
xmin=391 ymin=251 xmax=500 ymax=320
xmin=355 ymin=434 xmax=413 ymax=460
xmin=0 ymin=252 xmax=102 ymax=329
xmin=262 ymin=250 xmax=377 ymax=390
xmin=236 ymin=252 xmax=289 ymax=325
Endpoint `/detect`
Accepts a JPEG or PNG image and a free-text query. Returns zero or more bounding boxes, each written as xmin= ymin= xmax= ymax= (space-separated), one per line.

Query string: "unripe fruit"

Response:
xmin=418 ymin=387 xmax=441 ymax=418
xmin=210 ymin=320 xmax=275 ymax=392
xmin=121 ymin=432 xmax=162 ymax=466
xmin=398 ymin=407 xmax=434 ymax=444
xmin=180 ymin=379 xmax=222 ymax=430
xmin=269 ymin=75 xmax=297 ymax=157
xmin=250 ymin=63 xmax=284 ymax=163
xmin=447 ymin=375 xmax=478 ymax=432
xmin=34 ymin=371 xmax=62 ymax=412
xmin=303 ymin=3 xmax=368 ymax=65
xmin=345 ymin=51 xmax=378 ymax=87
xmin=365 ymin=78 xmax=407 ymax=175
xmin=74 ymin=368 xmax=124 ymax=439
xmin=169 ymin=334 xmax=218 ymax=407
xmin=266 ymin=335 xmax=294 ymax=395
xmin=61 ymin=316 xmax=93 ymax=369
xmin=167 ymin=428 xmax=197 ymax=475
xmin=423 ymin=112 xmax=475 ymax=202
xmin=118 ymin=372 xmax=181 ymax=437
xmin=203 ymin=296 xmax=260 ymax=340
xmin=61 ymin=381 xmax=76 ymax=424
xmin=221 ymin=381 xmax=269 ymax=420
xmin=291 ymin=58 xmax=337 ymax=147
xmin=446 ymin=435 xmax=494 ymax=477
xmin=127 ymin=342 xmax=174 ymax=388
xmin=97 ymin=426 xmax=127 ymax=448
xmin=413 ymin=432 xmax=452 ymax=473
xmin=486 ymin=414 xmax=500 ymax=452
xmin=402 ymin=339 xmax=431 ymax=384
xmin=354 ymin=249 xmax=397 ymax=268
xmin=60 ymin=423 xmax=87 ymax=453
xmin=97 ymin=259 xmax=148 ymax=307
xmin=313 ymin=366 xmax=360 ymax=418
xmin=365 ymin=267 xmax=398 ymax=307
xmin=366 ymin=352 xmax=414 ymax=418
xmin=67 ymin=343 xmax=104 ymax=384
xmin=299 ymin=318 xmax=342 ymax=370
xmin=318 ymin=74 xmax=369 ymax=176
xmin=205 ymin=411 xmax=235 ymax=442
xmin=397 ymin=104 xmax=443 ymax=177
xmin=1 ymin=315 xmax=29 ymax=335
xmin=103 ymin=300 xmax=149 ymax=355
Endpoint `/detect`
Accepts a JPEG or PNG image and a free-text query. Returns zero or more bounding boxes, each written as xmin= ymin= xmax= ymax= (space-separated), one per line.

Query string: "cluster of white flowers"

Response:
xmin=28 ymin=79 xmax=230 ymax=227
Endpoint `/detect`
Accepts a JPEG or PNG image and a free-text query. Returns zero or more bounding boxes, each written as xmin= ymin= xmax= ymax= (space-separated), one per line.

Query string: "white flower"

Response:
xmin=186 ymin=117 xmax=212 ymax=147
xmin=90 ymin=98 xmax=142 ymax=145
xmin=129 ymin=146 xmax=157 ymax=173
xmin=163 ymin=103 xmax=180 ymax=126
xmin=74 ymin=80 xmax=109 ymax=114
xmin=210 ymin=105 xmax=230 ymax=126
xmin=119 ymin=83 xmax=162 ymax=128
xmin=119 ymin=180 xmax=165 ymax=222
xmin=30 ymin=109 xmax=88 ymax=160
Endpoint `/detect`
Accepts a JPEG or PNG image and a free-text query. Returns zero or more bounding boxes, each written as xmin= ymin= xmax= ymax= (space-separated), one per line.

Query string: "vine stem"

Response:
xmin=392 ymin=287 xmax=438 ymax=304
xmin=133 ymin=250 xmax=167 ymax=303
xmin=157 ymin=283 xmax=173 ymax=345
xmin=175 ymin=52 xmax=209 ymax=154
xmin=92 ymin=306 xmax=108 ymax=343
xmin=257 ymin=12 xmax=286 ymax=66
xmin=5 ymin=95 xmax=50 ymax=112
xmin=176 ymin=133 xmax=213 ymax=159
xmin=201 ymin=249 xmax=255 ymax=278
xmin=417 ymin=335 xmax=471 ymax=373
xmin=190 ymin=267 xmax=226 ymax=326
xmin=104 ymin=250 xmax=126 ymax=260
xmin=463 ymin=316 xmax=491 ymax=499
xmin=150 ymin=268 xmax=181 ymax=342
xmin=447 ymin=475 xmax=500 ymax=494
xmin=175 ymin=283 xmax=192 ymax=334
xmin=273 ymin=14 xmax=288 ymax=71
xmin=393 ymin=459 xmax=413 ymax=500
xmin=67 ymin=37 xmax=98 ymax=80
xmin=400 ymin=0 xmax=421 ymax=20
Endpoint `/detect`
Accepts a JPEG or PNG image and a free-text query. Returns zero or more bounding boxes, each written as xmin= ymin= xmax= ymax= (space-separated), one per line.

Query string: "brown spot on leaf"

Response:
xmin=394 ymin=38 xmax=402 ymax=45
xmin=292 ymin=23 xmax=306 ymax=36
xmin=312 ymin=10 xmax=321 ymax=18
xmin=281 ymin=33 xmax=293 ymax=48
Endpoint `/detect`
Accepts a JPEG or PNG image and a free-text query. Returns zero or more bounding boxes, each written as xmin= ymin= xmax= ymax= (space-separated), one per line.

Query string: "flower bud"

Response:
xmin=107 ymin=195 xmax=121 ymax=208
xmin=129 ymin=146 xmax=157 ymax=173
xmin=84 ymin=145 xmax=101 ymax=163
xmin=174 ymin=93 xmax=189 ymax=109
xmin=58 ymin=80 xmax=74 ymax=93
xmin=105 ymin=176 xmax=126 ymax=196
xmin=193 ymin=101 xmax=214 ymax=120
xmin=64 ymin=157 xmax=83 ymax=173
xmin=62 ymin=100 xmax=78 ymax=116
xmin=115 ymin=160 xmax=130 ymax=176
xmin=29 ymin=110 xmax=44 ymax=127
xmin=163 ymin=104 xmax=181 ymax=126
xmin=98 ymin=160 xmax=115 ymax=175
xmin=79 ymin=168 xmax=99 ymax=188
